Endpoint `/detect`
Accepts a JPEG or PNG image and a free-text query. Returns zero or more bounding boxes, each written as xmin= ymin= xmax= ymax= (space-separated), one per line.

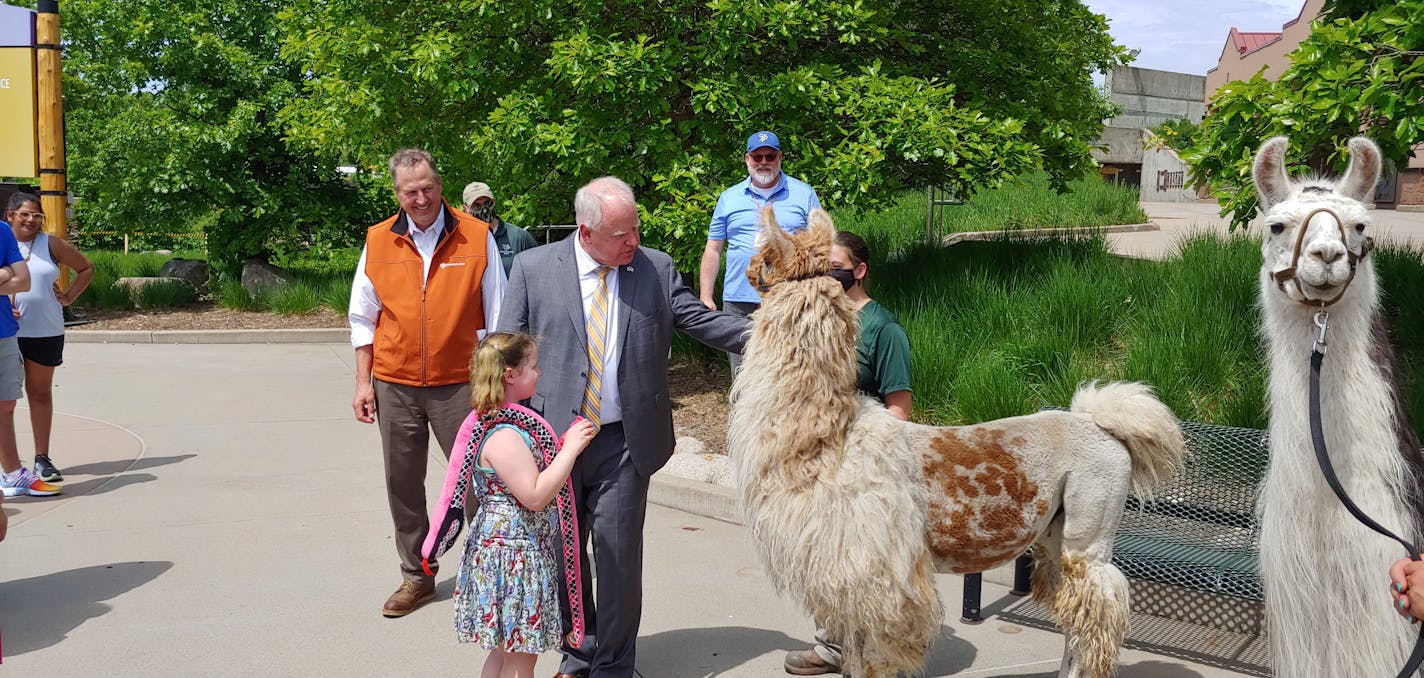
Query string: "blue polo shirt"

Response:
xmin=708 ymin=173 xmax=821 ymax=303
xmin=0 ymin=224 xmax=22 ymax=338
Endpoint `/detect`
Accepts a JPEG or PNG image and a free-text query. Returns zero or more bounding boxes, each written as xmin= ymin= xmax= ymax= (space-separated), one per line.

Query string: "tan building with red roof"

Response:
xmin=1206 ymin=0 xmax=1424 ymax=207
xmin=1204 ymin=0 xmax=1321 ymax=99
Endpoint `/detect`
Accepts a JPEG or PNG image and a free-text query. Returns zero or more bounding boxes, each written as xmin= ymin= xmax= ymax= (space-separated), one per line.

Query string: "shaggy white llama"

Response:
xmin=1254 ymin=135 xmax=1424 ymax=677
xmin=728 ymin=208 xmax=1186 ymax=678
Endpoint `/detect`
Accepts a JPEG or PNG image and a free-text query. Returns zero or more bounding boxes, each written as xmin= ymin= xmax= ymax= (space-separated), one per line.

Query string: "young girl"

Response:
xmin=422 ymin=332 xmax=596 ymax=678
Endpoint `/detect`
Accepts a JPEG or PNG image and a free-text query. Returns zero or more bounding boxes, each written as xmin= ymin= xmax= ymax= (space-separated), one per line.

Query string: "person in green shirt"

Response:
xmin=463 ymin=181 xmax=538 ymax=275
xmin=785 ymin=229 xmax=912 ymax=675
xmin=833 ymin=230 xmax=912 ymax=417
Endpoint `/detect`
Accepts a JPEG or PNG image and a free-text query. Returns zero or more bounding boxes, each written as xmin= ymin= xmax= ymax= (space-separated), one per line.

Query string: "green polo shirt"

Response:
xmin=855 ymin=300 xmax=912 ymax=401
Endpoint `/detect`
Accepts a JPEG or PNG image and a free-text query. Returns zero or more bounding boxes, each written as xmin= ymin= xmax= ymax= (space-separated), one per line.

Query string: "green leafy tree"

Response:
xmin=62 ymin=0 xmax=389 ymax=274
xmin=279 ymin=0 xmax=1126 ymax=271
xmin=1185 ymin=0 xmax=1424 ymax=229
xmin=1146 ymin=119 xmax=1199 ymax=153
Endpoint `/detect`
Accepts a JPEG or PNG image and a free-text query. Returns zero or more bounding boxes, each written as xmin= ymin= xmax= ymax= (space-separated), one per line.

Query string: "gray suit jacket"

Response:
xmin=498 ymin=237 xmax=748 ymax=476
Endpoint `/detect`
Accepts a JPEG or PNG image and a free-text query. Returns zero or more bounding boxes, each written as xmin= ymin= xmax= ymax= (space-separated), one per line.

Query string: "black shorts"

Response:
xmin=17 ymin=335 xmax=63 ymax=367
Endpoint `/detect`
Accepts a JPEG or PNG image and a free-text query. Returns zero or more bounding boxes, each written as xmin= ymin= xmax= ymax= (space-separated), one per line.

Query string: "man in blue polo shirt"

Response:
xmin=698 ymin=130 xmax=821 ymax=374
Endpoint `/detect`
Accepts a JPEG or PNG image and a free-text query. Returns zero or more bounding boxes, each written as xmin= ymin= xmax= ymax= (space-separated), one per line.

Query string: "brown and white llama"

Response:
xmin=727 ymin=207 xmax=1186 ymax=678
xmin=1253 ymin=136 xmax=1424 ymax=677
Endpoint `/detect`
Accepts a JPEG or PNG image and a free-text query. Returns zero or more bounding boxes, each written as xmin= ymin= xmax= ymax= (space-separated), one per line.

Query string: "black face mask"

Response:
xmin=470 ymin=203 xmax=495 ymax=223
xmin=827 ymin=268 xmax=856 ymax=292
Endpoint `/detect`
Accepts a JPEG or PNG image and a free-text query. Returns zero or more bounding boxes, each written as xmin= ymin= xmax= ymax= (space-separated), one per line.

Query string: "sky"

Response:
xmin=1082 ymin=0 xmax=1309 ymax=76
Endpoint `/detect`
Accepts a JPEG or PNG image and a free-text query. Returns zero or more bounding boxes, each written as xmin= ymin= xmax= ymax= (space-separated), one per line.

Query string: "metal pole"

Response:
xmin=1010 ymin=552 xmax=1034 ymax=596
xmin=35 ymin=0 xmax=67 ymax=287
xmin=960 ymin=573 xmax=984 ymax=624
xmin=925 ymin=185 xmax=935 ymax=242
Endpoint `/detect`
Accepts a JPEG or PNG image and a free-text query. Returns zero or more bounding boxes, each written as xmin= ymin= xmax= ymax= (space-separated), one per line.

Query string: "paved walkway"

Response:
xmin=1 ymin=343 xmax=1262 ymax=676
xmin=1108 ymin=200 xmax=1424 ymax=260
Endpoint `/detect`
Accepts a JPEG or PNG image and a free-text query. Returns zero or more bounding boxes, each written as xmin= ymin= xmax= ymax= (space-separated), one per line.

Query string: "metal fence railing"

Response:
xmin=532 ymin=224 xmax=577 ymax=244
xmin=923 ymin=185 xmax=963 ymax=242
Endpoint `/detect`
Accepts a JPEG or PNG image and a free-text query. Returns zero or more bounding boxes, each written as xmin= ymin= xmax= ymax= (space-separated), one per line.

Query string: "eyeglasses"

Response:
xmin=749 ymin=152 xmax=780 ymax=163
xmin=10 ymin=210 xmax=44 ymax=222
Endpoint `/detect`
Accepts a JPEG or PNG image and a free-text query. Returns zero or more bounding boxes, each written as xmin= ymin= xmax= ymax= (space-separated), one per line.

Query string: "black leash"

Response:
xmin=1308 ymin=309 xmax=1424 ymax=677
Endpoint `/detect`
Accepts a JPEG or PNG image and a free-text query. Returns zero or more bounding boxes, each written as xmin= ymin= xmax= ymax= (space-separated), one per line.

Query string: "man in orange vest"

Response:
xmin=348 ymin=148 xmax=506 ymax=618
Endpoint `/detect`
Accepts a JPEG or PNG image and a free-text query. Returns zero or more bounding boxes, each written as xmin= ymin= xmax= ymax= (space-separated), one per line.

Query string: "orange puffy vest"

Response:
xmin=364 ymin=204 xmax=491 ymax=387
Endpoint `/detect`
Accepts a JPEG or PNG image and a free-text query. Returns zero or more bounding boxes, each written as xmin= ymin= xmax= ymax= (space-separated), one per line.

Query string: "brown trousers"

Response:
xmin=373 ymin=378 xmax=471 ymax=585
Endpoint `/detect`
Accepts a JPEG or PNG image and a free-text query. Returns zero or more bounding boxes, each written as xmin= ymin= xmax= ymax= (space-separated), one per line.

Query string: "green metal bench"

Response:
xmin=961 ymin=417 xmax=1268 ymax=622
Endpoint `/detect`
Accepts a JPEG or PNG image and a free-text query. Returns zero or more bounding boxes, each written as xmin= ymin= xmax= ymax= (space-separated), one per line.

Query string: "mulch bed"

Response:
xmin=70 ymin=302 xmax=346 ymax=331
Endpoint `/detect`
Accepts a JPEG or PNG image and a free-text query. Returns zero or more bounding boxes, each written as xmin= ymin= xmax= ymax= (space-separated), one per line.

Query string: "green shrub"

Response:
xmin=214 ymin=279 xmax=264 ymax=311
xmin=268 ymin=281 xmax=324 ymax=315
xmin=134 ymin=280 xmax=197 ymax=309
xmin=75 ymin=251 xmax=184 ymax=310
xmin=322 ymin=278 xmax=352 ymax=314
xmin=78 ymin=270 xmax=136 ymax=311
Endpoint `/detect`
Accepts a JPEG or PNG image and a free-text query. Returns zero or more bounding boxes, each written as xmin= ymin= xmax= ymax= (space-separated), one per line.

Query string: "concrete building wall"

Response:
xmin=1104 ymin=67 xmax=1207 ymax=129
xmin=1398 ymin=171 xmax=1424 ymax=211
xmin=1091 ymin=126 xmax=1145 ymax=165
xmin=1141 ymin=146 xmax=1198 ymax=202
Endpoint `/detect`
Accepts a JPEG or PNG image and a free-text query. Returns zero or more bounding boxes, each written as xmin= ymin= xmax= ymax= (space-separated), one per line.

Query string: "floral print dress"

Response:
xmin=454 ymin=423 xmax=563 ymax=652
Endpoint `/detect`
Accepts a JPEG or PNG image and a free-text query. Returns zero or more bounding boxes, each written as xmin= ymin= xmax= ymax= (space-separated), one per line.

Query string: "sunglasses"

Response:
xmin=9 ymin=210 xmax=44 ymax=222
xmin=749 ymin=152 xmax=780 ymax=163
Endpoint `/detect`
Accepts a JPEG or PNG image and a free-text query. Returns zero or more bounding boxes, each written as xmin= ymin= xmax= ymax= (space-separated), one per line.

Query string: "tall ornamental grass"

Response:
xmin=842 ymin=172 xmax=1148 ymax=260
xmin=859 ymin=230 xmax=1424 ymax=438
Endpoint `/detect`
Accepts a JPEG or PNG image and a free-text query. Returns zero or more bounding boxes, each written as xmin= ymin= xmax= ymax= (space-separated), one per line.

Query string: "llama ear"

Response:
xmin=1253 ymin=136 xmax=1293 ymax=207
xmin=806 ymin=208 xmax=834 ymax=246
xmin=754 ymin=205 xmax=793 ymax=260
xmin=1337 ymin=137 xmax=1382 ymax=202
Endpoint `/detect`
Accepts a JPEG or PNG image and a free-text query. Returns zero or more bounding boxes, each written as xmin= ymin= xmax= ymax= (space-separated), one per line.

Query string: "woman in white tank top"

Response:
xmin=8 ymin=193 xmax=93 ymax=483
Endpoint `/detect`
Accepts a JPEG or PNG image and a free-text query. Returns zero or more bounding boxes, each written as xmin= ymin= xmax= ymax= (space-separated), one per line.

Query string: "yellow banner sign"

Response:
xmin=0 ymin=47 xmax=36 ymax=178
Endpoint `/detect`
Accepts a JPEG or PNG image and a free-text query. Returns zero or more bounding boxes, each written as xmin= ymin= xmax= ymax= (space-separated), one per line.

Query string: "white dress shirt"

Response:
xmin=348 ymin=209 xmax=506 ymax=348
xmin=572 ymin=236 xmax=623 ymax=425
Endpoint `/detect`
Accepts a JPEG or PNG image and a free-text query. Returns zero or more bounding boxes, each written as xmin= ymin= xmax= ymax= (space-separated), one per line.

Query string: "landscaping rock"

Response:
xmin=663 ymin=446 xmax=735 ymax=489
xmin=241 ymin=258 xmax=293 ymax=296
xmin=157 ymin=258 xmax=210 ymax=292
xmin=114 ymin=276 xmax=196 ymax=302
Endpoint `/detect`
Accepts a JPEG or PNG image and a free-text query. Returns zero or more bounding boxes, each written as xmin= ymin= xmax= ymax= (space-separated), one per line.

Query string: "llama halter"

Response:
xmin=1270 ymin=206 xmax=1374 ymax=308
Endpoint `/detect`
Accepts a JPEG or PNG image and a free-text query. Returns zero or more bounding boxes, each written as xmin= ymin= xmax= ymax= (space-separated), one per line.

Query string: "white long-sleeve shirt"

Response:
xmin=348 ymin=210 xmax=506 ymax=348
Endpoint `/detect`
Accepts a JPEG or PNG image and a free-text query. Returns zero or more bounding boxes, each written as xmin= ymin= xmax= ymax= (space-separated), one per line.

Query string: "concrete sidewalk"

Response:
xmin=0 ymin=343 xmax=1260 ymax=676
xmin=1108 ymin=200 xmax=1424 ymax=260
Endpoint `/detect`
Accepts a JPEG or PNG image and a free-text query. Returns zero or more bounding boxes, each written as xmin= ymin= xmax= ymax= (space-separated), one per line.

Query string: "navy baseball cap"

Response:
xmin=746 ymin=130 xmax=781 ymax=153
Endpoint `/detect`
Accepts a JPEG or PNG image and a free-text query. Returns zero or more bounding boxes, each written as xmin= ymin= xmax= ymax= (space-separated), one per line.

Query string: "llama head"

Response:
xmin=746 ymin=206 xmax=836 ymax=291
xmin=1253 ymin=136 xmax=1380 ymax=307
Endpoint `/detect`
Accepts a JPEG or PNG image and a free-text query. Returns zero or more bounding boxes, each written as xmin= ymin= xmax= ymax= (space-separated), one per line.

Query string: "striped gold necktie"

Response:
xmin=580 ymin=266 xmax=612 ymax=429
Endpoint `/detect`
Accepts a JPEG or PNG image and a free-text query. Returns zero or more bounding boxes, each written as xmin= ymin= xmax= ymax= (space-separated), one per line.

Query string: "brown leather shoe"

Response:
xmin=785 ymin=648 xmax=841 ymax=675
xmin=382 ymin=580 xmax=435 ymax=618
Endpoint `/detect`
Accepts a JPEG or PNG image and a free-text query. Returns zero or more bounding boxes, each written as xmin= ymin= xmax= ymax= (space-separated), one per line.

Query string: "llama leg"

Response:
xmin=1031 ymin=513 xmax=1065 ymax=610
xmin=1052 ymin=554 xmax=1129 ymax=678
xmin=1053 ymin=455 xmax=1133 ymax=678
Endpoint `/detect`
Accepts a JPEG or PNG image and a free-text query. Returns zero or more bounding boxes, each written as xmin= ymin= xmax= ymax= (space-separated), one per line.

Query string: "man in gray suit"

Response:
xmin=498 ymin=176 xmax=748 ymax=678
